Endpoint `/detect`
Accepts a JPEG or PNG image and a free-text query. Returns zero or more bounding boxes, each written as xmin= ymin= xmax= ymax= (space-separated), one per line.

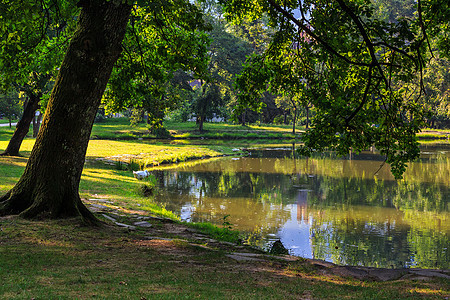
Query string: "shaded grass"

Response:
xmin=0 ymin=217 xmax=448 ymax=299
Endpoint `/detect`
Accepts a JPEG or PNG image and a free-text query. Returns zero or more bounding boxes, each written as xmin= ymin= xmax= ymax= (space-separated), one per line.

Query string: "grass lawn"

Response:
xmin=1 ymin=119 xmax=449 ymax=299
xmin=1 ymin=215 xmax=448 ymax=299
xmin=0 ymin=123 xmax=241 ymax=167
xmin=90 ymin=117 xmax=302 ymax=140
xmin=0 ymin=118 xmax=17 ymax=125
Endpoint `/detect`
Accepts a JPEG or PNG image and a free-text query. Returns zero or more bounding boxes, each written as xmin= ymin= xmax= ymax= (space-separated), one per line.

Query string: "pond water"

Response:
xmin=153 ymin=144 xmax=450 ymax=269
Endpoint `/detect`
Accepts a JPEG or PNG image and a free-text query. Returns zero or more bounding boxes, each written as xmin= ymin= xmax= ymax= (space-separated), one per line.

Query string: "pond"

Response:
xmin=153 ymin=144 xmax=450 ymax=269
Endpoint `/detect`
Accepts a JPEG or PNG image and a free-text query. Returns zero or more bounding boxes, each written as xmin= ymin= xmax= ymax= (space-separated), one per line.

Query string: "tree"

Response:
xmin=192 ymin=82 xmax=224 ymax=131
xmin=1 ymin=73 xmax=52 ymax=156
xmin=102 ymin=3 xmax=210 ymax=131
xmin=187 ymin=0 xmax=255 ymax=130
xmin=0 ymin=0 xmax=212 ymax=223
xmin=223 ymin=0 xmax=450 ymax=178
xmin=0 ymin=1 xmax=75 ymax=156
xmin=0 ymin=89 xmax=22 ymax=127
xmin=0 ymin=0 xmax=132 ymax=222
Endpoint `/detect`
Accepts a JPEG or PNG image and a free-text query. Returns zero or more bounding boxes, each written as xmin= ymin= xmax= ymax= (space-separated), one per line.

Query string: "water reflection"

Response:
xmin=154 ymin=146 xmax=450 ymax=269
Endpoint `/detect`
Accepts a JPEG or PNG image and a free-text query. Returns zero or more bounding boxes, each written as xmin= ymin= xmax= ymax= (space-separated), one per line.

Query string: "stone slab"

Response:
xmin=133 ymin=221 xmax=152 ymax=228
xmin=114 ymin=222 xmax=136 ymax=230
xmin=408 ymin=270 xmax=450 ymax=279
xmin=101 ymin=214 xmax=117 ymax=222
xmin=226 ymin=254 xmax=265 ymax=262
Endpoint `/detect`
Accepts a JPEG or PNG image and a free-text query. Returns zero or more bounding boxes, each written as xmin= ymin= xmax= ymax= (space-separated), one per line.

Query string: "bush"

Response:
xmin=137 ymin=184 xmax=153 ymax=197
xmin=152 ymin=126 xmax=172 ymax=139
xmin=127 ymin=159 xmax=141 ymax=171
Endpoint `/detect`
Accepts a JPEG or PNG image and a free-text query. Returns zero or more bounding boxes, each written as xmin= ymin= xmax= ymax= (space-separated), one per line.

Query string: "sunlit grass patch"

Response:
xmin=187 ymin=221 xmax=241 ymax=244
xmin=90 ymin=118 xmax=303 ymax=140
xmin=85 ymin=139 xmax=234 ymax=169
xmin=0 ymin=157 xmax=27 ymax=193
xmin=0 ymin=125 xmax=36 ymax=154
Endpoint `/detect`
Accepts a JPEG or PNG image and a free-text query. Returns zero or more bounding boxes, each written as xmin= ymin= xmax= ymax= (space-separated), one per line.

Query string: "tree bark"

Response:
xmin=292 ymin=108 xmax=297 ymax=134
xmin=306 ymin=105 xmax=309 ymax=130
xmin=1 ymin=95 xmax=40 ymax=156
xmin=198 ymin=114 xmax=204 ymax=132
xmin=0 ymin=0 xmax=131 ymax=223
xmin=33 ymin=112 xmax=42 ymax=138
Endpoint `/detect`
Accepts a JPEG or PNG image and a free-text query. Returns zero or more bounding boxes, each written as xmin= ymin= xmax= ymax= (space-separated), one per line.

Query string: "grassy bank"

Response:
xmin=1 ymin=126 xmax=449 ymax=298
xmin=90 ymin=118 xmax=450 ymax=142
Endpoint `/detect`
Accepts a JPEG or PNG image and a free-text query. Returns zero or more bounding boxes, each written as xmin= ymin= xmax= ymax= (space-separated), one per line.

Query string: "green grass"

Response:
xmin=1 ymin=121 xmax=449 ymax=298
xmin=0 ymin=118 xmax=17 ymax=125
xmin=186 ymin=221 xmax=240 ymax=243
xmin=90 ymin=117 xmax=303 ymax=140
xmin=417 ymin=133 xmax=450 ymax=140
xmin=0 ymin=216 xmax=448 ymax=299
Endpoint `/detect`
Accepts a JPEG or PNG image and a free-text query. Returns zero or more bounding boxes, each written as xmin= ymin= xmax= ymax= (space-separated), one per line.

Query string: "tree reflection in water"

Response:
xmin=153 ymin=146 xmax=450 ymax=269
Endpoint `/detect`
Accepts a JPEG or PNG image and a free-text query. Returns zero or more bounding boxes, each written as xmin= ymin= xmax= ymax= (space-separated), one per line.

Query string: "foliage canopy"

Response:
xmin=219 ymin=0 xmax=450 ymax=178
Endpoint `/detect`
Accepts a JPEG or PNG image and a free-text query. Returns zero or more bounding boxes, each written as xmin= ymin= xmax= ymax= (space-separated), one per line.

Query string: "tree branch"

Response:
xmin=266 ymin=0 xmax=372 ymax=67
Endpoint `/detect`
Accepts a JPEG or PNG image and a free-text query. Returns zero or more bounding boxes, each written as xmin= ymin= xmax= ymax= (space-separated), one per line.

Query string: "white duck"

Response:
xmin=133 ymin=170 xmax=150 ymax=180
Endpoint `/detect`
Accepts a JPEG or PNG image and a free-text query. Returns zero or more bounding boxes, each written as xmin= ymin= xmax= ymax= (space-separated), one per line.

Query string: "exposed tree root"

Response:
xmin=0 ymin=189 xmax=99 ymax=226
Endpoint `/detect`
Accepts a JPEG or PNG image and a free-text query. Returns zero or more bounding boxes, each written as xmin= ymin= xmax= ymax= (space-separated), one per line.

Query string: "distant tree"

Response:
xmin=189 ymin=0 xmax=254 ymax=130
xmin=192 ymin=82 xmax=225 ymax=131
xmin=0 ymin=90 xmax=22 ymax=127
xmin=371 ymin=0 xmax=416 ymax=23
xmin=410 ymin=54 xmax=450 ymax=128
xmin=102 ymin=5 xmax=210 ymax=132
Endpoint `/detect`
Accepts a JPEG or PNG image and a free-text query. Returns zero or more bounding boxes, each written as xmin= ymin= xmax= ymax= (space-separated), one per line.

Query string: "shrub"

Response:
xmin=153 ymin=126 xmax=172 ymax=139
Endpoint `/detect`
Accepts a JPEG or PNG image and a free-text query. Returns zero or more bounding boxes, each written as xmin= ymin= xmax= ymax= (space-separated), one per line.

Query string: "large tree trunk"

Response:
xmin=1 ymin=95 xmax=40 ymax=156
xmin=0 ymin=1 xmax=131 ymax=223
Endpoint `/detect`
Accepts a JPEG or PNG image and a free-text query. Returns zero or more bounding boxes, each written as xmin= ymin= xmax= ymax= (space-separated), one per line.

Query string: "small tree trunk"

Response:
xmin=306 ymin=105 xmax=310 ymax=130
xmin=0 ymin=1 xmax=131 ymax=223
xmin=198 ymin=115 xmax=204 ymax=132
xmin=33 ymin=112 xmax=42 ymax=138
xmin=292 ymin=108 xmax=297 ymax=134
xmin=1 ymin=94 xmax=40 ymax=156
